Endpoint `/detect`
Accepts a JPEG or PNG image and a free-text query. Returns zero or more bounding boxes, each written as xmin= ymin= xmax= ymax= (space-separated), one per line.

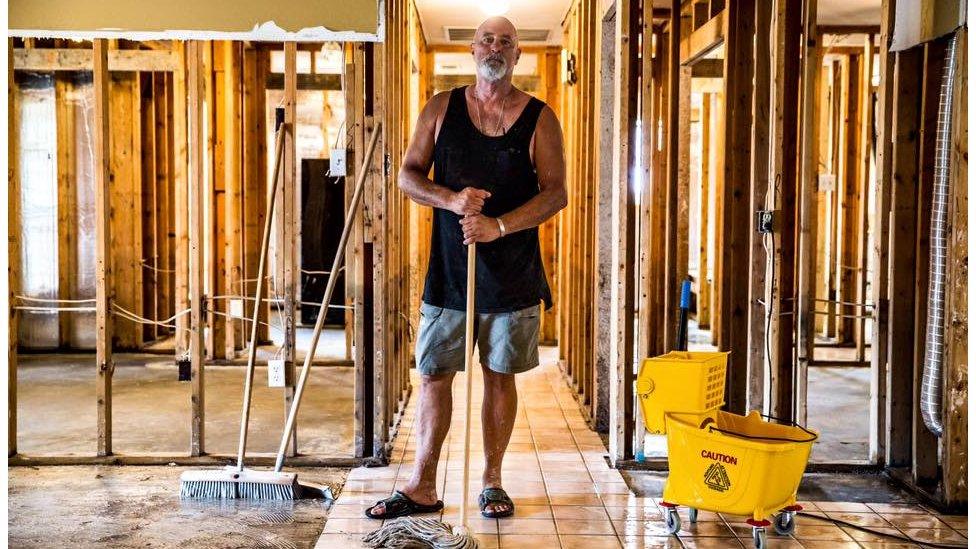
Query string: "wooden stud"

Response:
xmin=93 ymin=38 xmax=114 ymax=456
xmin=224 ymin=41 xmax=244 ymax=358
xmin=651 ymin=28 xmax=669 ymax=358
xmin=242 ymin=46 xmax=269 ymax=345
xmin=187 ymin=40 xmax=207 ymax=457
xmin=173 ymin=41 xmax=190 ymax=361
xmin=838 ymin=53 xmax=861 ymax=344
xmin=9 ymin=40 xmax=20 ymax=456
xmin=153 ymin=72 xmax=174 ymax=335
xmin=795 ymin=0 xmax=820 ymax=425
xmin=141 ymin=73 xmax=158 ymax=343
xmin=283 ymin=41 xmax=299 ymax=456
xmin=869 ymin=0 xmax=895 ymax=465
xmin=636 ymin=0 xmax=656 ymax=363
xmin=697 ymin=92 xmax=711 ymax=330
xmin=718 ymin=0 xmax=755 ymax=414
xmin=855 ymin=35 xmax=874 ymax=362
xmin=663 ymin=1 xmax=681 ymax=353
xmin=13 ymin=48 xmax=180 ymax=72
xmin=941 ymin=27 xmax=967 ymax=507
xmin=55 ymin=74 xmax=76 ymax=348
xmin=886 ymin=47 xmax=923 ymax=468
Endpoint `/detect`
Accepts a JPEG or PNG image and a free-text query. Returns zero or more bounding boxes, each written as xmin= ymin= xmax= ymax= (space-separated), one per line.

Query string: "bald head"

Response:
xmin=472 ymin=16 xmax=520 ymax=83
xmin=475 ymin=16 xmax=518 ymax=42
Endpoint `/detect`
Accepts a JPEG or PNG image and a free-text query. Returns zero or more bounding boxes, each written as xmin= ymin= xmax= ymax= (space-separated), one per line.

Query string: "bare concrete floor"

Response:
xmin=16 ymin=354 xmax=354 ymax=457
xmin=807 ymin=366 xmax=871 ymax=462
xmin=8 ymin=465 xmax=345 ymax=548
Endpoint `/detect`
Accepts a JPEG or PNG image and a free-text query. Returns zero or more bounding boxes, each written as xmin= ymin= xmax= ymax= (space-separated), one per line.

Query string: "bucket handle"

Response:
xmin=705 ymin=413 xmax=819 ymax=443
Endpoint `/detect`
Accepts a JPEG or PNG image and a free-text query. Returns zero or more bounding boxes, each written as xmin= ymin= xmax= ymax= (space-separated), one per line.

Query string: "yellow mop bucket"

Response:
xmin=660 ymin=410 xmax=818 ymax=548
xmin=636 ymin=351 xmax=729 ymax=434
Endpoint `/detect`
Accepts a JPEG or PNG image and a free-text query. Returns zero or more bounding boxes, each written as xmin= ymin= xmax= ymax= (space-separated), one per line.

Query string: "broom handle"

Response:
xmin=459 ymin=242 xmax=476 ymax=530
xmin=236 ymin=122 xmax=285 ymax=471
xmin=274 ymin=123 xmax=381 ymax=472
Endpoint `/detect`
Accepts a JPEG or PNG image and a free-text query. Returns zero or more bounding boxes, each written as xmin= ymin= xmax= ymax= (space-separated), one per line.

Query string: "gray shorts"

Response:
xmin=414 ymin=302 xmax=541 ymax=376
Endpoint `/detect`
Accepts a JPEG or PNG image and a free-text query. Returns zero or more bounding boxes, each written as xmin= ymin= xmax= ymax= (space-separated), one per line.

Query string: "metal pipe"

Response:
xmin=920 ymin=33 xmax=958 ymax=437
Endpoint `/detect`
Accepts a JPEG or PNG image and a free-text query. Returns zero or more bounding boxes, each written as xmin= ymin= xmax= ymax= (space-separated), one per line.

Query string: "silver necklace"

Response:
xmin=475 ymin=88 xmax=510 ymax=136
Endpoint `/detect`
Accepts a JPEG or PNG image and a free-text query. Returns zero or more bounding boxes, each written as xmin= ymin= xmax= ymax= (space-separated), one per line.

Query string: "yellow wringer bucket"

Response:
xmin=637 ymin=350 xmax=818 ymax=549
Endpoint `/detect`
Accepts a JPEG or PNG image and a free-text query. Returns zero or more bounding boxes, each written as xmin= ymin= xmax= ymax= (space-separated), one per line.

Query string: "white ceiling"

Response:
xmin=414 ymin=0 xmax=881 ymax=48
xmin=414 ymin=0 xmax=575 ymax=46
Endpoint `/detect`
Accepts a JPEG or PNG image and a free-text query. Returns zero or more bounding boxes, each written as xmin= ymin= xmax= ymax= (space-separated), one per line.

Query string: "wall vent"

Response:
xmin=444 ymin=27 xmax=551 ymax=42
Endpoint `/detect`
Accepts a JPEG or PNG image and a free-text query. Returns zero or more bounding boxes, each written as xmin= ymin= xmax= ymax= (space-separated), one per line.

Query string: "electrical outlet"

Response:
xmin=757 ymin=210 xmax=774 ymax=234
xmin=229 ymin=298 xmax=244 ymax=318
xmin=177 ymin=358 xmax=191 ymax=382
xmin=268 ymin=359 xmax=286 ymax=388
xmin=330 ymin=149 xmax=347 ymax=176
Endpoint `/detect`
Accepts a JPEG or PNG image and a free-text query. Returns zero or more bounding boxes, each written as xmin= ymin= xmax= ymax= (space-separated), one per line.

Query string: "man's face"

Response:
xmin=471 ymin=19 xmax=520 ymax=83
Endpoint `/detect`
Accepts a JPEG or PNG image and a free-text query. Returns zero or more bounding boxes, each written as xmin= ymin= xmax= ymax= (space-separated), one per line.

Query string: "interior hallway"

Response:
xmin=314 ymin=348 xmax=966 ymax=548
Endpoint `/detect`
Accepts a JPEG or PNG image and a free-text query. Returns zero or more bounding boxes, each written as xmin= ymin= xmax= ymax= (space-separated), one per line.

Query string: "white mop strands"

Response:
xmin=362 ymin=517 xmax=477 ymax=549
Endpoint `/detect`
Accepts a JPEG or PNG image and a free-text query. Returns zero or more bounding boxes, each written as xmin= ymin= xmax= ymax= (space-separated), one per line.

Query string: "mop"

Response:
xmin=180 ymin=121 xmax=380 ymax=500
xmin=362 ymin=242 xmax=479 ymax=549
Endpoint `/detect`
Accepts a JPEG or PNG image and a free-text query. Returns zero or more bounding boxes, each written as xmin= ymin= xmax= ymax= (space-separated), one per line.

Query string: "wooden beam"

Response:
xmin=795 ymin=0 xmax=820 ymax=425
xmin=594 ymin=3 xmax=614 ymax=433
xmin=187 ymin=40 xmax=207 ymax=456
xmin=141 ymin=73 xmax=158 ymax=343
xmin=9 ymin=40 xmax=21 ymax=456
xmin=93 ymin=38 xmax=114 ymax=456
xmin=855 ymin=35 xmax=875 ymax=362
xmin=698 ymin=92 xmax=712 ymax=330
xmin=242 ymin=46 xmax=269 ymax=345
xmin=173 ymin=42 xmax=190 ymax=363
xmin=869 ymin=0 xmax=895 ymax=465
xmin=818 ymin=24 xmax=881 ymax=36
xmin=223 ymin=41 xmax=244 ymax=359
xmin=681 ymin=10 xmax=724 ymax=64
xmin=746 ymin=0 xmax=772 ymax=412
xmin=55 ymin=74 xmax=76 ymax=348
xmin=942 ymin=27 xmax=967 ymax=508
xmin=282 ymin=42 xmax=299 ymax=456
xmin=768 ymin=0 xmax=802 ymax=419
xmin=650 ymin=29 xmax=669 ymax=357
xmin=691 ymin=58 xmax=723 ymax=77
xmin=911 ymin=39 xmax=944 ymax=486
xmin=664 ymin=0 xmax=682 ymax=353
xmin=886 ymin=47 xmax=923 ymax=468
xmin=609 ymin=0 xmax=640 ymax=464
xmin=718 ymin=0 xmax=755 ymax=414
xmin=13 ymin=48 xmax=180 ymax=72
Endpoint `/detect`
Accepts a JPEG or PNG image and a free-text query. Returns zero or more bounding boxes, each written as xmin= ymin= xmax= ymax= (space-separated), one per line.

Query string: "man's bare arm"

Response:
xmin=501 ymin=106 xmax=567 ymax=231
xmin=399 ymin=92 xmax=490 ymax=216
xmin=460 ymin=105 xmax=567 ymax=244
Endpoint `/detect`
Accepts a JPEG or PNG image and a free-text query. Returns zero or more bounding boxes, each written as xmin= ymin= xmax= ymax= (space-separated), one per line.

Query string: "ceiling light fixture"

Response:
xmin=479 ymin=0 xmax=510 ymax=16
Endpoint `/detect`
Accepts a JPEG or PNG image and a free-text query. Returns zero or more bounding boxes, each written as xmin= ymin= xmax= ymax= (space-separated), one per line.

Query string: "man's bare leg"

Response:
xmin=481 ymin=364 xmax=518 ymax=515
xmin=368 ymin=372 xmax=454 ymax=516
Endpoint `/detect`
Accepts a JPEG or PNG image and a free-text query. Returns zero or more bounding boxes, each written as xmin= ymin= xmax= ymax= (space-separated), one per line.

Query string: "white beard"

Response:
xmin=477 ymin=57 xmax=507 ymax=82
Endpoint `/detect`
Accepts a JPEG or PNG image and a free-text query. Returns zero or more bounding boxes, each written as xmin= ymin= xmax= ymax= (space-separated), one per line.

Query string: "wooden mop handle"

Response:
xmin=459 ymin=242 xmax=476 ymax=530
xmin=273 ymin=122 xmax=381 ymax=472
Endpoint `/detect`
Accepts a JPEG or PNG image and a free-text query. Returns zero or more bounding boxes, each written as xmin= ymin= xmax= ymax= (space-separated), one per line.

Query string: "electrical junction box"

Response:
xmin=268 ymin=359 xmax=286 ymax=388
xmin=330 ymin=149 xmax=347 ymax=176
xmin=757 ymin=210 xmax=774 ymax=234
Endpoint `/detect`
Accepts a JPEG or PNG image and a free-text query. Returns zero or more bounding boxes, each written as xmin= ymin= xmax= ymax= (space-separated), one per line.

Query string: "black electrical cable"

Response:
xmin=797 ymin=511 xmax=967 ymax=548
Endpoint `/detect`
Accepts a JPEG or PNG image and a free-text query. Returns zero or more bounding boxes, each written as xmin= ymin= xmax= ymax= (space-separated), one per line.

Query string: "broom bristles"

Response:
xmin=362 ymin=517 xmax=477 ymax=549
xmin=179 ymin=467 xmax=298 ymax=500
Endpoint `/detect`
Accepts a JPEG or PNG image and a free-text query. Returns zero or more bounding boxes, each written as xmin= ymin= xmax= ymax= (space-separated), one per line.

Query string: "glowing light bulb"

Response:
xmin=480 ymin=0 xmax=510 ymax=16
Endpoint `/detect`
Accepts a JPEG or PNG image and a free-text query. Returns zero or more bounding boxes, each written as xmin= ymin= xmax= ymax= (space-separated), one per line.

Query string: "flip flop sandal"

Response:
xmin=479 ymin=487 xmax=515 ymax=519
xmin=364 ymin=490 xmax=444 ymax=520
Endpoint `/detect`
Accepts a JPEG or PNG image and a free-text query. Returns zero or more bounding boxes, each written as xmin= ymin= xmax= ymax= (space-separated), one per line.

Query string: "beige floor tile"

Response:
xmin=884 ymin=513 xmax=953 ymax=529
xmin=855 ymin=543 xmax=923 ymax=548
xmin=938 ymin=515 xmax=968 ymax=528
xmin=555 ymin=518 xmax=617 ymax=535
xmin=552 ymin=505 xmax=610 ymax=521
xmin=545 ymin=481 xmax=598 ymax=495
xmin=825 ymin=511 xmax=892 ymax=527
xmin=618 ymin=535 xmax=684 ymax=549
xmin=675 ymin=520 xmax=734 ymax=537
xmin=759 ymin=539 xmax=804 ymax=548
xmin=498 ymin=534 xmax=559 ymax=548
xmin=678 ymin=537 xmax=744 ymax=548
xmin=559 ymin=534 xmax=623 ymax=549
xmin=509 ymin=504 xmax=554 ymax=520
xmin=900 ymin=527 xmax=967 ymax=543
xmin=612 ymin=520 xmax=675 ymax=538
xmin=604 ymin=506 xmax=664 ymax=521
xmin=865 ymin=502 xmax=929 ymax=514
xmin=797 ymin=541 xmax=861 ymax=548
xmin=314 ymin=532 xmax=369 ymax=549
xmin=497 ymin=518 xmax=557 ymax=535
xmin=594 ymin=482 xmax=633 ymax=495
xmin=840 ymin=525 xmax=907 ymax=543
xmin=321 ymin=518 xmax=384 ymax=535
xmin=327 ymin=503 xmax=372 ymax=518
xmin=789 ymin=523 xmax=855 ymax=541
xmin=598 ymin=494 xmax=644 ymax=507
xmin=549 ymin=493 xmax=604 ymax=506
xmin=810 ymin=501 xmax=873 ymax=513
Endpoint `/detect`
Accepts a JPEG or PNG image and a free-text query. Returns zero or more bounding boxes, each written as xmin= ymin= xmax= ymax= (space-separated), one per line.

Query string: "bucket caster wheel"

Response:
xmin=688 ymin=507 xmax=698 ymax=523
xmin=752 ymin=526 xmax=767 ymax=549
xmin=773 ymin=511 xmax=796 ymax=535
xmin=664 ymin=507 xmax=681 ymax=535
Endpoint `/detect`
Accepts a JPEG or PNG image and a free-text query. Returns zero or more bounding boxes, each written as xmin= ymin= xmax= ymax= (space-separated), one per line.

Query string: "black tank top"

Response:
xmin=422 ymin=86 xmax=553 ymax=313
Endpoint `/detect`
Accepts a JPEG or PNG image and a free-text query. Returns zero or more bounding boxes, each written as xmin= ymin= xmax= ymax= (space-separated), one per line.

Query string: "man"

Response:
xmin=365 ymin=16 xmax=566 ymax=520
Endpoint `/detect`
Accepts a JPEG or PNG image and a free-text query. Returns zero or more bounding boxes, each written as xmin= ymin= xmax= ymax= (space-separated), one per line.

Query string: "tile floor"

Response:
xmin=316 ymin=351 xmax=967 ymax=548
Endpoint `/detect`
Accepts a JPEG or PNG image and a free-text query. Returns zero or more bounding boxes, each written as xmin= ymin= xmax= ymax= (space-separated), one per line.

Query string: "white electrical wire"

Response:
xmin=15 ymin=295 xmax=95 ymax=304
xmin=140 ymin=259 xmax=176 ymax=274
xmin=14 ymin=306 xmax=96 ymax=312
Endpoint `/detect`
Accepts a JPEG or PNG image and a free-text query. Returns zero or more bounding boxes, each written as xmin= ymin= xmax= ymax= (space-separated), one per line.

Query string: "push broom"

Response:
xmin=180 ymin=120 xmax=380 ymax=500
xmin=362 ymin=242 xmax=479 ymax=549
